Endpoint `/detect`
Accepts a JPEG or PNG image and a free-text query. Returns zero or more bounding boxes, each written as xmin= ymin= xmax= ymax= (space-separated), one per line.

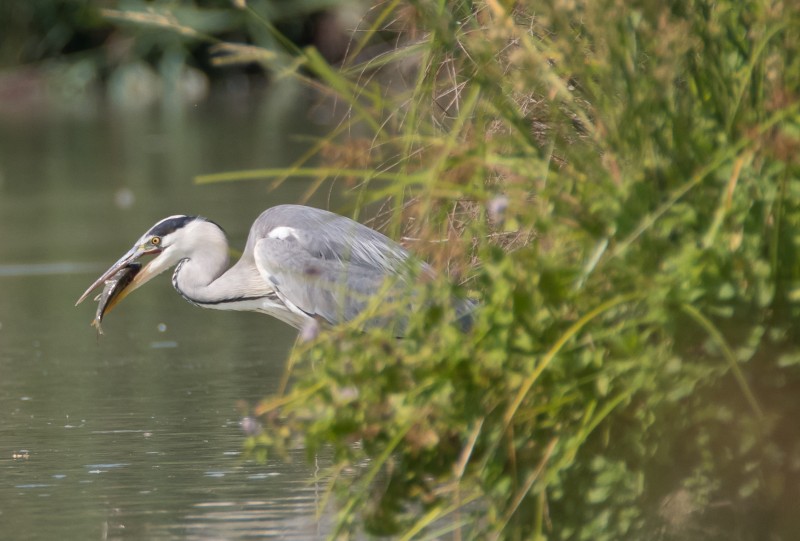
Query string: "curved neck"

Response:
xmin=172 ymin=252 xmax=274 ymax=310
xmin=164 ymin=219 xmax=277 ymax=310
xmin=172 ymin=241 xmax=232 ymax=306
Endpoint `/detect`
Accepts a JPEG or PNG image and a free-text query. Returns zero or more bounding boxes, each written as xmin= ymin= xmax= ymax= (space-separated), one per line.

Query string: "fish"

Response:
xmin=91 ymin=263 xmax=141 ymax=335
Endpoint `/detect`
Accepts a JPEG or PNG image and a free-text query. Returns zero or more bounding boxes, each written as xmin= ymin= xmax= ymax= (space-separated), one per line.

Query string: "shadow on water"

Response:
xmin=0 ymin=85 xmax=344 ymax=539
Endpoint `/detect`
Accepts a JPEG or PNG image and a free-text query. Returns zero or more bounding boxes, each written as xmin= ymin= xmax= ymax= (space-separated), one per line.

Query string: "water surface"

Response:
xmin=0 ymin=89 xmax=337 ymax=539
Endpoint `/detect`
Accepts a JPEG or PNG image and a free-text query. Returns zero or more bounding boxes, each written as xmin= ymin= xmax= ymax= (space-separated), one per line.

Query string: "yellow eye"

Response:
xmin=151 ymin=237 xmax=161 ymax=246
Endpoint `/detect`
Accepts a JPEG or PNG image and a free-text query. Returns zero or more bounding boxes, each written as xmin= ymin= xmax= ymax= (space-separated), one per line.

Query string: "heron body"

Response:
xmin=77 ymin=205 xmax=437 ymax=332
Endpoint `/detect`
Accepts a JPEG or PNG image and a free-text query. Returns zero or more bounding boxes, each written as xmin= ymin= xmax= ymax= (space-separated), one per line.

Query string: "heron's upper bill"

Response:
xmin=75 ymin=243 xmax=162 ymax=306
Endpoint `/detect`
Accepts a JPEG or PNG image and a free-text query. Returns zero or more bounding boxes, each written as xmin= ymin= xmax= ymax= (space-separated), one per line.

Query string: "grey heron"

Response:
xmin=76 ymin=204 xmax=468 ymax=333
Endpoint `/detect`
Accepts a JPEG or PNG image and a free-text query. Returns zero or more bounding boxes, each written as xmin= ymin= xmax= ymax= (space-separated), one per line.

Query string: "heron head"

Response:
xmin=75 ymin=215 xmax=206 ymax=310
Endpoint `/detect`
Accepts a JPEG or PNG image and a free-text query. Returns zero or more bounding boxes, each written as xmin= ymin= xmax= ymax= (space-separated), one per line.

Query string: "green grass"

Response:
xmin=111 ymin=0 xmax=800 ymax=538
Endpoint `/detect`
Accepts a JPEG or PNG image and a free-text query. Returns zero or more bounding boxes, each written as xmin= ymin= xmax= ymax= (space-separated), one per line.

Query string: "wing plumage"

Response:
xmin=247 ymin=205 xmax=416 ymax=326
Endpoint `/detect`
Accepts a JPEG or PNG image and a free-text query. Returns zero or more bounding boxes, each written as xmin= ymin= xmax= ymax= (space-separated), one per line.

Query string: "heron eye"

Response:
xmin=151 ymin=237 xmax=161 ymax=246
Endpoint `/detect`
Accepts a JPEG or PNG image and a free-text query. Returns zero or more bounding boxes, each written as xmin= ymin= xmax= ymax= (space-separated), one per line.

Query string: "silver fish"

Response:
xmin=92 ymin=263 xmax=141 ymax=335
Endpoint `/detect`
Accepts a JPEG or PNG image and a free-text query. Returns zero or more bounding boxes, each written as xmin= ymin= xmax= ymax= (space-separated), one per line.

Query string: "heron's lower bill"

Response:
xmin=91 ymin=263 xmax=142 ymax=335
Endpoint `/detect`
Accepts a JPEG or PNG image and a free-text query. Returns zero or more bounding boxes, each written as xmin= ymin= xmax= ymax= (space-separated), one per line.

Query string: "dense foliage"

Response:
xmin=82 ymin=0 xmax=800 ymax=539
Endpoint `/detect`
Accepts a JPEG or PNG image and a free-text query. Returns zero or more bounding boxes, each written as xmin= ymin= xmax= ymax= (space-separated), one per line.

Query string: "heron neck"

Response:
xmin=171 ymin=239 xmax=230 ymax=305
xmin=172 ymin=251 xmax=270 ymax=309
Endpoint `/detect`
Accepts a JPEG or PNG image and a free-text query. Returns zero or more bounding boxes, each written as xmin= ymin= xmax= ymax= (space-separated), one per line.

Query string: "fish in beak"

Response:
xmin=91 ymin=263 xmax=141 ymax=334
xmin=76 ymin=242 xmax=166 ymax=330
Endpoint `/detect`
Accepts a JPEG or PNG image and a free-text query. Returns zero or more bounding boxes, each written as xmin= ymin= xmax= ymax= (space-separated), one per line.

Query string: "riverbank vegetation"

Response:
xmin=41 ymin=0 xmax=800 ymax=539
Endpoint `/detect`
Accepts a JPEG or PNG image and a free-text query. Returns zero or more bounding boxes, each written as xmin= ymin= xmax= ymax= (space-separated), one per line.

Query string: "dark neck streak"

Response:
xmin=171 ymin=258 xmax=280 ymax=307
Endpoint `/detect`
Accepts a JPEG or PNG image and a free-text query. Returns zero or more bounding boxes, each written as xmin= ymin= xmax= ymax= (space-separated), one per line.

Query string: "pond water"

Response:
xmin=0 ymin=85 xmax=341 ymax=539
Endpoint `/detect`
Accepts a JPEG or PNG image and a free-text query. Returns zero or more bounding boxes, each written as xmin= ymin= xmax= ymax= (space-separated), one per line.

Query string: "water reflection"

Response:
xmin=0 ymin=90 xmax=340 ymax=539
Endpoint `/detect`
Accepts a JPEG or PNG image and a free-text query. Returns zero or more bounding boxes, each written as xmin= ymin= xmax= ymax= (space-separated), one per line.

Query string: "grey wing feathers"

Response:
xmin=249 ymin=205 xmax=414 ymax=325
xmin=246 ymin=205 xmax=410 ymax=272
xmin=255 ymin=238 xmax=391 ymax=324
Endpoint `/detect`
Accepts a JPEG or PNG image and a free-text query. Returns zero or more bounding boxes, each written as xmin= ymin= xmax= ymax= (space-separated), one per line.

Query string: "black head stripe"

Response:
xmin=147 ymin=215 xmax=198 ymax=238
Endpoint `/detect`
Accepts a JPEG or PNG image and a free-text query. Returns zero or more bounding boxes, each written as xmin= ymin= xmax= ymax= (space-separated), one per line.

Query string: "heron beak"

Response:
xmin=102 ymin=253 xmax=166 ymax=309
xmin=75 ymin=244 xmax=160 ymax=306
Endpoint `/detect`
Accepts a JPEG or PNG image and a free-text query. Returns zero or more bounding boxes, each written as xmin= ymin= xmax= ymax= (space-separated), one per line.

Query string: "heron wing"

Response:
xmin=253 ymin=237 xmax=399 ymax=325
xmin=245 ymin=205 xmax=411 ymax=271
